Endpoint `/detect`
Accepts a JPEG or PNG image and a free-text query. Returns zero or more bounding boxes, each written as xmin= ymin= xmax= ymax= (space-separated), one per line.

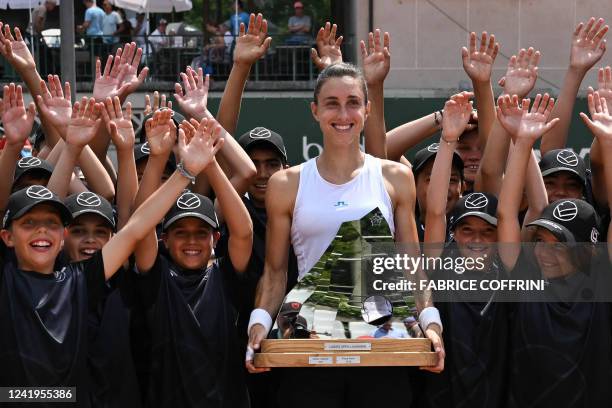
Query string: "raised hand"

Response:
xmin=36 ymin=75 xmax=72 ymax=132
xmin=66 ymin=97 xmax=101 ymax=147
xmin=100 ymin=96 xmax=135 ymax=152
xmin=587 ymin=66 xmax=612 ymax=107
xmin=145 ymin=109 xmax=176 ymax=156
xmin=144 ymin=91 xmax=172 ymax=116
xmin=93 ymin=54 xmax=129 ymax=102
xmin=441 ymin=91 xmax=474 ymax=142
xmin=174 ymin=66 xmax=210 ymax=121
xmin=496 ymin=94 xmax=525 ymax=136
xmin=311 ymin=22 xmax=343 ymax=70
xmin=178 ymin=118 xmax=199 ymax=143
xmin=513 ymin=94 xmax=558 ymax=142
xmin=115 ymin=42 xmax=149 ymax=100
xmin=233 ymin=13 xmax=272 ymax=66
xmin=1 ymin=83 xmax=36 ymax=146
xmin=361 ymin=29 xmax=390 ymax=86
xmin=178 ymin=117 xmax=224 ymax=176
xmin=570 ymin=17 xmax=608 ymax=72
xmin=0 ymin=23 xmax=35 ymax=72
xmin=498 ymin=47 xmax=540 ymax=98
xmin=580 ymin=91 xmax=612 ymax=144
xmin=461 ymin=31 xmax=499 ymax=84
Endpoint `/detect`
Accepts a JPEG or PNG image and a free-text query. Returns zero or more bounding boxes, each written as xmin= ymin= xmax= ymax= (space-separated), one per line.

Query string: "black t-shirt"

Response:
xmin=506 ymin=250 xmax=612 ymax=407
xmin=216 ymin=196 xmax=298 ymax=341
xmin=419 ymin=249 xmax=512 ymax=408
xmin=0 ymin=248 xmax=106 ymax=407
xmin=135 ymin=252 xmax=248 ymax=408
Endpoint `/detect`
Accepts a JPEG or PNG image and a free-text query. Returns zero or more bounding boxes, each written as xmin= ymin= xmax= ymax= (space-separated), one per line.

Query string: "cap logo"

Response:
xmin=427 ymin=143 xmax=439 ymax=153
xmin=17 ymin=156 xmax=42 ymax=168
xmin=556 ymin=150 xmax=579 ymax=167
xmin=26 ymin=185 xmax=53 ymax=200
xmin=464 ymin=193 xmax=488 ymax=209
xmin=140 ymin=142 xmax=150 ymax=154
xmin=591 ymin=227 xmax=599 ymax=243
xmin=249 ymin=127 xmax=272 ymax=139
xmin=552 ymin=201 xmax=578 ymax=222
xmin=76 ymin=192 xmax=102 ymax=208
xmin=176 ymin=192 xmax=201 ymax=210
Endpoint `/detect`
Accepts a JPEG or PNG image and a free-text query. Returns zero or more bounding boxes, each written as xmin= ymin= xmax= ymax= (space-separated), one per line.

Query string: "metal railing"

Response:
xmin=0 ymin=33 xmax=354 ymax=87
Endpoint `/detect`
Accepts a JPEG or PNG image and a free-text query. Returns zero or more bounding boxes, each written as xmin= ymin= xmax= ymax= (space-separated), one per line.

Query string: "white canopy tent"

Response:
xmin=0 ymin=0 xmax=58 ymax=9
xmin=109 ymin=0 xmax=192 ymax=13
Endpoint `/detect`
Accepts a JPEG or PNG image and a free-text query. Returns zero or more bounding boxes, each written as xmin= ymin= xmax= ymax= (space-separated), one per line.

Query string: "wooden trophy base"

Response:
xmin=254 ymin=338 xmax=437 ymax=368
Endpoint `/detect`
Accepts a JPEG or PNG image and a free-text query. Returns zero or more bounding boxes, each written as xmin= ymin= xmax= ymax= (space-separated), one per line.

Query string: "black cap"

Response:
xmin=136 ymin=109 xmax=185 ymax=144
xmin=2 ymin=185 xmax=72 ymax=229
xmin=449 ymin=192 xmax=498 ymax=229
xmin=13 ymin=156 xmax=54 ymax=183
xmin=527 ymin=199 xmax=600 ymax=243
xmin=539 ymin=149 xmax=587 ymax=184
xmin=411 ymin=143 xmax=464 ymax=178
xmin=133 ymin=141 xmax=177 ymax=171
xmin=64 ymin=192 xmax=116 ymax=230
xmin=238 ymin=127 xmax=288 ymax=163
xmin=162 ymin=191 xmax=219 ymax=231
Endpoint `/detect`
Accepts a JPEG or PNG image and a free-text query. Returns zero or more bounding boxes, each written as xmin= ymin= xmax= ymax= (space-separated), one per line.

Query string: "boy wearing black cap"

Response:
xmin=420 ymin=92 xmax=510 ymax=408
xmin=412 ymin=141 xmax=465 ymax=241
xmin=539 ymin=148 xmax=588 ymax=203
xmin=132 ymin=117 xmax=252 ymax=408
xmin=498 ymin=92 xmax=612 ymax=407
xmin=0 ymin=105 xmax=221 ymax=401
xmin=12 ymin=155 xmax=54 ymax=192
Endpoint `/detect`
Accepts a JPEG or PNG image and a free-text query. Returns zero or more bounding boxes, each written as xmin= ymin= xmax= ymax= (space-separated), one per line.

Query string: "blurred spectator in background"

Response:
xmin=102 ymin=1 xmax=123 ymax=51
xmin=225 ymin=0 xmax=249 ymax=37
xmin=286 ymin=1 xmax=311 ymax=44
xmin=149 ymin=18 xmax=169 ymax=52
xmin=130 ymin=13 xmax=147 ymax=50
xmin=78 ymin=0 xmax=105 ymax=37
xmin=29 ymin=0 xmax=57 ymax=36
xmin=117 ymin=9 xmax=133 ymax=44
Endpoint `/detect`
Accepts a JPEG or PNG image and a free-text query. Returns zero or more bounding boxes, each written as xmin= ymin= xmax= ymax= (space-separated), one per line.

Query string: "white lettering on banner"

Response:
xmin=301 ymin=136 xmax=366 ymax=161
xmin=309 ymin=356 xmax=333 ymax=365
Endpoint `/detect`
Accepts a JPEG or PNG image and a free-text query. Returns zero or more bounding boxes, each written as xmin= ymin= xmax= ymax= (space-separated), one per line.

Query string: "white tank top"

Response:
xmin=291 ymin=154 xmax=395 ymax=279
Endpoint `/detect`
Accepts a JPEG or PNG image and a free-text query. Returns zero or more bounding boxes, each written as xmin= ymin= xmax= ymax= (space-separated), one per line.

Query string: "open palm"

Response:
xmin=179 ymin=118 xmax=223 ymax=175
xmin=311 ymin=22 xmax=343 ymax=70
xmin=174 ymin=67 xmax=209 ymax=121
xmin=462 ymin=32 xmax=498 ymax=83
xmin=497 ymin=95 xmax=524 ymax=136
xmin=2 ymin=84 xmax=35 ymax=145
xmin=146 ymin=110 xmax=176 ymax=155
xmin=570 ymin=18 xmax=608 ymax=71
xmin=66 ymin=98 xmax=100 ymax=147
xmin=361 ymin=30 xmax=390 ymax=85
xmin=233 ymin=13 xmax=271 ymax=65
xmin=0 ymin=24 xmax=35 ymax=71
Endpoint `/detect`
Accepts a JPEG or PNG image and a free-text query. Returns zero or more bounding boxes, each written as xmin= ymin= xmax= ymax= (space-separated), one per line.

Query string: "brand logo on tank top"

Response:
xmin=370 ymin=213 xmax=384 ymax=226
xmin=334 ymin=201 xmax=349 ymax=208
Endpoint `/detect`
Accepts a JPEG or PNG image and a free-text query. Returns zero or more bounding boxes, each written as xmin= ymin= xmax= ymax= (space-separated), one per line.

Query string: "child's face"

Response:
xmin=533 ymin=227 xmax=575 ymax=279
xmin=65 ymin=214 xmax=113 ymax=262
xmin=247 ymin=147 xmax=285 ymax=208
xmin=415 ymin=161 xmax=463 ymax=217
xmin=543 ymin=172 xmax=584 ymax=203
xmin=0 ymin=204 xmax=64 ymax=274
xmin=163 ymin=218 xmax=218 ymax=270
xmin=453 ymin=216 xmax=497 ymax=262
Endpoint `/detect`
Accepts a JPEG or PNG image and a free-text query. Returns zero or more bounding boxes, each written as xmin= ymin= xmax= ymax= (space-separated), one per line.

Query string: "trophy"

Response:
xmin=254 ymin=208 xmax=437 ymax=367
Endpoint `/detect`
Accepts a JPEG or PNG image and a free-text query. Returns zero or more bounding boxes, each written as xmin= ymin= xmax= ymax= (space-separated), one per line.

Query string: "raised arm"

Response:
xmin=133 ymin=110 xmax=177 ymax=273
xmin=541 ymin=17 xmax=608 ymax=154
xmin=361 ymin=29 xmax=391 ymax=159
xmin=0 ymin=84 xmax=35 ymax=213
xmin=498 ymin=95 xmax=558 ymax=270
xmin=102 ymin=116 xmax=223 ymax=279
xmin=385 ymin=112 xmax=442 ymax=162
xmin=425 ymin=92 xmax=473 ymax=249
xmin=462 ymin=31 xmax=499 ymax=150
xmin=580 ymin=92 xmax=612 ymax=253
xmin=47 ymin=98 xmax=101 ymax=198
xmin=100 ymin=97 xmax=138 ymax=230
xmin=217 ymin=13 xmax=271 ymax=135
xmin=475 ymin=48 xmax=540 ymax=194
